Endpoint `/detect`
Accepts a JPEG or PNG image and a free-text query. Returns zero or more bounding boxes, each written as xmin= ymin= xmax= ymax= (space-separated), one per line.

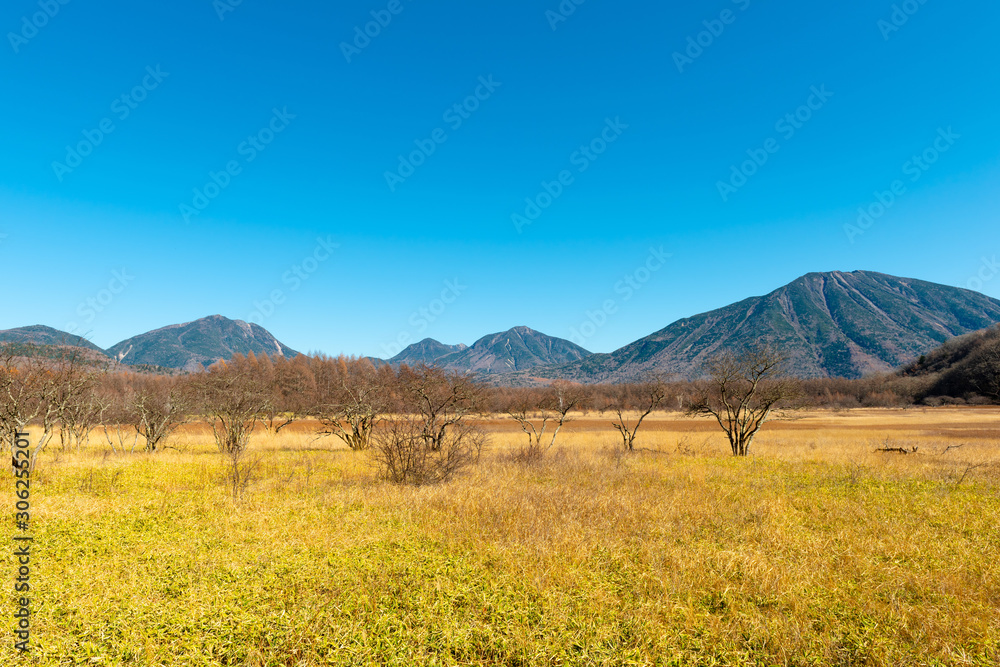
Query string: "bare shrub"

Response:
xmin=371 ymin=418 xmax=483 ymax=485
xmin=226 ymin=446 xmax=262 ymax=502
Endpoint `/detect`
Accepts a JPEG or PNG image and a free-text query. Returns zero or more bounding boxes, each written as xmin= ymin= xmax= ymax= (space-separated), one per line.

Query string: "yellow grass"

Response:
xmin=3 ymin=408 xmax=999 ymax=665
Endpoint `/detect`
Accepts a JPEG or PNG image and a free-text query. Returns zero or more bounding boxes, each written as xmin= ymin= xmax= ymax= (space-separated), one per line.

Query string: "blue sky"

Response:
xmin=1 ymin=0 xmax=998 ymax=357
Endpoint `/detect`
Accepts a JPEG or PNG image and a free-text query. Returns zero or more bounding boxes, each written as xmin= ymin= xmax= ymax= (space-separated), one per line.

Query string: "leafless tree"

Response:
xmin=192 ymin=356 xmax=271 ymax=454
xmin=58 ymin=369 xmax=103 ymax=451
xmin=257 ymin=354 xmax=315 ymax=434
xmin=92 ymin=373 xmax=140 ymax=454
xmin=506 ymin=381 xmax=582 ymax=456
xmin=316 ymin=357 xmax=386 ymax=451
xmin=399 ymin=365 xmax=482 ymax=452
xmin=609 ymin=380 xmax=667 ymax=452
xmin=0 ymin=346 xmax=92 ymax=471
xmin=688 ymin=344 xmax=797 ymax=457
xmin=130 ymin=375 xmax=188 ymax=453
xmin=226 ymin=444 xmax=262 ymax=501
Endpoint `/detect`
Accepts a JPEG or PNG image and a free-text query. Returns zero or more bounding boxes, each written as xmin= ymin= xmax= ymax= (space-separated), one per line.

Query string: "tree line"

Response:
xmin=2 ymin=339 xmax=996 ymax=480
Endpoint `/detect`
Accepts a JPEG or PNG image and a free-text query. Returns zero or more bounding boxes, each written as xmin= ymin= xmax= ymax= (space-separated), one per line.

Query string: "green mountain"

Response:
xmin=542 ymin=271 xmax=1000 ymax=382
xmin=106 ymin=315 xmax=300 ymax=372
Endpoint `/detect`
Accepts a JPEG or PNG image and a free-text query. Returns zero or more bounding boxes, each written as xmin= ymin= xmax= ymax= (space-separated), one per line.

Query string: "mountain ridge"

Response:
xmin=106 ymin=315 xmax=300 ymax=372
xmin=3 ymin=271 xmax=998 ymax=381
xmin=0 ymin=325 xmax=108 ymax=355
xmin=532 ymin=270 xmax=1000 ymax=382
xmin=391 ymin=326 xmax=591 ymax=375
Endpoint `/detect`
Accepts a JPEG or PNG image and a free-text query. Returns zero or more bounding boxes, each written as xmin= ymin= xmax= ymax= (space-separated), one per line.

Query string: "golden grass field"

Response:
xmin=4 ymin=408 xmax=1000 ymax=666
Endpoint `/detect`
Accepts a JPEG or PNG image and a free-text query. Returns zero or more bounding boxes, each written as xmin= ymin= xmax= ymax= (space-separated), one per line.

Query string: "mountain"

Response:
xmin=390 ymin=339 xmax=468 ymax=366
xmin=106 ymin=315 xmax=300 ymax=372
xmin=540 ymin=271 xmax=1000 ymax=382
xmin=899 ymin=324 xmax=1000 ymax=401
xmin=402 ymin=326 xmax=591 ymax=375
xmin=0 ymin=325 xmax=107 ymax=355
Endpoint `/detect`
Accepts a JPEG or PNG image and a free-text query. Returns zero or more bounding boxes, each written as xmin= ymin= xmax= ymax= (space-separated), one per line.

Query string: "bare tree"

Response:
xmin=609 ymin=380 xmax=667 ymax=452
xmin=316 ymin=357 xmax=386 ymax=451
xmin=505 ymin=391 xmax=550 ymax=454
xmin=130 ymin=375 xmax=188 ymax=453
xmin=505 ymin=381 xmax=582 ymax=456
xmin=688 ymin=344 xmax=796 ymax=457
xmin=0 ymin=346 xmax=92 ymax=471
xmin=547 ymin=381 xmax=583 ymax=448
xmin=367 ymin=364 xmax=486 ymax=483
xmin=226 ymin=444 xmax=262 ymax=501
xmin=98 ymin=399 xmax=140 ymax=455
xmin=259 ymin=354 xmax=315 ymax=434
xmin=399 ymin=365 xmax=482 ymax=452
xmin=192 ymin=356 xmax=271 ymax=454
xmin=58 ymin=369 xmax=103 ymax=451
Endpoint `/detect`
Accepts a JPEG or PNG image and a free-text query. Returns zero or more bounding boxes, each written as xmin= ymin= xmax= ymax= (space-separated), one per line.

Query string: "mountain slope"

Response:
xmin=899 ymin=324 xmax=1000 ymax=401
xmin=391 ymin=339 xmax=468 ymax=366
xmin=106 ymin=315 xmax=300 ymax=372
xmin=0 ymin=325 xmax=107 ymax=355
xmin=543 ymin=271 xmax=1000 ymax=382
xmin=431 ymin=326 xmax=591 ymax=374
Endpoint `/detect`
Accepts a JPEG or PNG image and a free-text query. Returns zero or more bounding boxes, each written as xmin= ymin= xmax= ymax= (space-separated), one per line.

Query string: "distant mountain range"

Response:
xmin=0 ymin=315 xmax=300 ymax=373
xmin=2 ymin=271 xmax=999 ymax=381
xmin=0 ymin=325 xmax=105 ymax=354
xmin=391 ymin=339 xmax=468 ymax=366
xmin=534 ymin=270 xmax=1000 ymax=382
xmin=106 ymin=315 xmax=299 ymax=373
xmin=390 ymin=326 xmax=591 ymax=374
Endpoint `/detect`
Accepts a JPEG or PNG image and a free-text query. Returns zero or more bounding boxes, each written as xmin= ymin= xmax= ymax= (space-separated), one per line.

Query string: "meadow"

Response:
xmin=4 ymin=407 xmax=999 ymax=666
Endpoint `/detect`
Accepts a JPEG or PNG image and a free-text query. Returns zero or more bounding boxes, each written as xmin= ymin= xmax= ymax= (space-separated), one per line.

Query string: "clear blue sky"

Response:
xmin=1 ymin=0 xmax=998 ymax=357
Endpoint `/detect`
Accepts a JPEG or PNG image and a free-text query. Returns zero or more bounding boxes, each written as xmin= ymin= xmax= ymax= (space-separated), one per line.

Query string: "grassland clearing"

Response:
xmin=3 ymin=408 xmax=999 ymax=665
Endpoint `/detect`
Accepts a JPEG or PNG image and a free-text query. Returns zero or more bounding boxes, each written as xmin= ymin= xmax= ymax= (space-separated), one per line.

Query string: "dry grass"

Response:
xmin=3 ymin=408 xmax=1000 ymax=665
